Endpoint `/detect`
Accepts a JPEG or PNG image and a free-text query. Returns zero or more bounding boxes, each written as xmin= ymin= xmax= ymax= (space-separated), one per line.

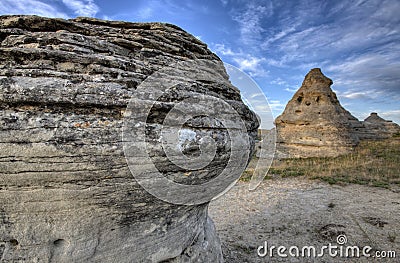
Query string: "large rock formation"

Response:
xmin=0 ymin=15 xmax=258 ymax=262
xmin=275 ymin=68 xmax=360 ymax=158
xmin=355 ymin=112 xmax=400 ymax=140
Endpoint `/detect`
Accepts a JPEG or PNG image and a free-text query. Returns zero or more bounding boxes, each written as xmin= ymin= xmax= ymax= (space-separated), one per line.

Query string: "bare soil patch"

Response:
xmin=209 ymin=178 xmax=400 ymax=262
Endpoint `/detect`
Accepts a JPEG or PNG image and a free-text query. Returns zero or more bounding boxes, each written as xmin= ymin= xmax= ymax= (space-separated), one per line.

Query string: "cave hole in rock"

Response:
xmin=9 ymin=239 xmax=18 ymax=246
xmin=53 ymin=239 xmax=66 ymax=247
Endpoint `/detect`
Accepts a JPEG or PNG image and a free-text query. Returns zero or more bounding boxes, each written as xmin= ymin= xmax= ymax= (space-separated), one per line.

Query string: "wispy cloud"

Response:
xmin=328 ymin=51 xmax=400 ymax=101
xmin=338 ymin=91 xmax=376 ymax=100
xmin=0 ymin=0 xmax=100 ymax=18
xmin=231 ymin=1 xmax=273 ymax=46
xmin=270 ymin=78 xmax=287 ymax=86
xmin=62 ymin=0 xmax=99 ymax=17
xmin=232 ymin=56 xmax=266 ymax=76
xmin=262 ymin=26 xmax=296 ymax=48
xmin=284 ymin=87 xmax=297 ymax=93
xmin=136 ymin=6 xmax=153 ymax=19
xmin=268 ymin=100 xmax=285 ymax=111
xmin=380 ymin=110 xmax=400 ymax=123
xmin=263 ymin=0 xmax=400 ymax=70
xmin=0 ymin=0 xmax=68 ymax=18
xmin=213 ymin=43 xmax=268 ymax=77
xmin=213 ymin=44 xmax=235 ymax=56
xmin=220 ymin=0 xmax=228 ymax=7
xmin=229 ymin=0 xmax=400 ymax=119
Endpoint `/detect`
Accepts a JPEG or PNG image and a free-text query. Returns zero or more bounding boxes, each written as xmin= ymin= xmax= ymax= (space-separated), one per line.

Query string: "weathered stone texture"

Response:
xmin=0 ymin=15 xmax=258 ymax=262
xmin=355 ymin=112 xmax=400 ymax=140
xmin=275 ymin=69 xmax=400 ymax=158
xmin=275 ymin=68 xmax=360 ymax=158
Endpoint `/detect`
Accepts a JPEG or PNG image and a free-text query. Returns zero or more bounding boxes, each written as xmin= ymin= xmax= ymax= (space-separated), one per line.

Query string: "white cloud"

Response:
xmin=284 ymin=87 xmax=297 ymax=93
xmin=339 ymin=91 xmax=372 ymax=100
xmin=233 ymin=56 xmax=266 ymax=74
xmin=136 ymin=6 xmax=153 ymax=19
xmin=213 ymin=44 xmax=268 ymax=77
xmin=226 ymin=0 xmax=399 ymax=122
xmin=256 ymin=0 xmax=400 ymax=74
xmin=0 ymin=0 xmax=68 ymax=18
xmin=213 ymin=44 xmax=235 ymax=56
xmin=380 ymin=110 xmax=400 ymax=124
xmin=249 ymin=92 xmax=265 ymax=99
xmin=268 ymin=100 xmax=285 ymax=111
xmin=62 ymin=0 xmax=99 ymax=17
xmin=102 ymin=15 xmax=112 ymax=20
xmin=262 ymin=26 xmax=296 ymax=48
xmin=371 ymin=0 xmax=400 ymax=23
xmin=232 ymin=2 xmax=273 ymax=46
xmin=327 ymin=52 xmax=400 ymax=101
xmin=270 ymin=78 xmax=287 ymax=86
xmin=254 ymin=104 xmax=271 ymax=112
xmin=264 ymin=58 xmax=284 ymax=67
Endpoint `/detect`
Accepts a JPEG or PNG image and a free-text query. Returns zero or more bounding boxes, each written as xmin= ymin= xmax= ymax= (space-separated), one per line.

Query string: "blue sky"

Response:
xmin=1 ymin=0 xmax=399 ymax=124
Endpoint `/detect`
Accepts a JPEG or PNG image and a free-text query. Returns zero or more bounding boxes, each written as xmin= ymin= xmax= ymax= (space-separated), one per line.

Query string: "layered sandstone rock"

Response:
xmin=0 ymin=15 xmax=258 ymax=262
xmin=275 ymin=68 xmax=359 ymax=158
xmin=355 ymin=113 xmax=400 ymax=139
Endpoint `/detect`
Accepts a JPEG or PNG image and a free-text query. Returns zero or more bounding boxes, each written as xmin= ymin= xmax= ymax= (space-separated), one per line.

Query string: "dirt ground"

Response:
xmin=209 ymin=178 xmax=400 ymax=262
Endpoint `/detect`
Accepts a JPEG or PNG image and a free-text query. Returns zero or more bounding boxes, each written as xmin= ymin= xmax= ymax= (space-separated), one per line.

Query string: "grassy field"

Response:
xmin=241 ymin=136 xmax=400 ymax=188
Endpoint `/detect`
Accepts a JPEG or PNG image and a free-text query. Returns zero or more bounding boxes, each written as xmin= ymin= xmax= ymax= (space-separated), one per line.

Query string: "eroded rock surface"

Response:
xmin=355 ymin=112 xmax=400 ymax=140
xmin=0 ymin=15 xmax=258 ymax=262
xmin=275 ymin=68 xmax=360 ymax=158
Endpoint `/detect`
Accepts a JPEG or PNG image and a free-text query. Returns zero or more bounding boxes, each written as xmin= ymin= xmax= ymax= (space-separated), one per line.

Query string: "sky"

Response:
xmin=1 ymin=0 xmax=399 ymax=125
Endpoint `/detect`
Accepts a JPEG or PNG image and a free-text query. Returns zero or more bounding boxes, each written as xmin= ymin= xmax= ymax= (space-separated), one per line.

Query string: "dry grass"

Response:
xmin=241 ymin=136 xmax=400 ymax=188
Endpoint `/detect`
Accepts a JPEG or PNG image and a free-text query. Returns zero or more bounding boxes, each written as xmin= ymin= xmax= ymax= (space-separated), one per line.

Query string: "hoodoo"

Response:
xmin=275 ymin=68 xmax=360 ymax=158
xmin=357 ymin=112 xmax=400 ymax=139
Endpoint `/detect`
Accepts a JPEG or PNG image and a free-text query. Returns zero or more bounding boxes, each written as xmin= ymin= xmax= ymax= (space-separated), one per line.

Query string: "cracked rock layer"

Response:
xmin=0 ymin=15 xmax=258 ymax=262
